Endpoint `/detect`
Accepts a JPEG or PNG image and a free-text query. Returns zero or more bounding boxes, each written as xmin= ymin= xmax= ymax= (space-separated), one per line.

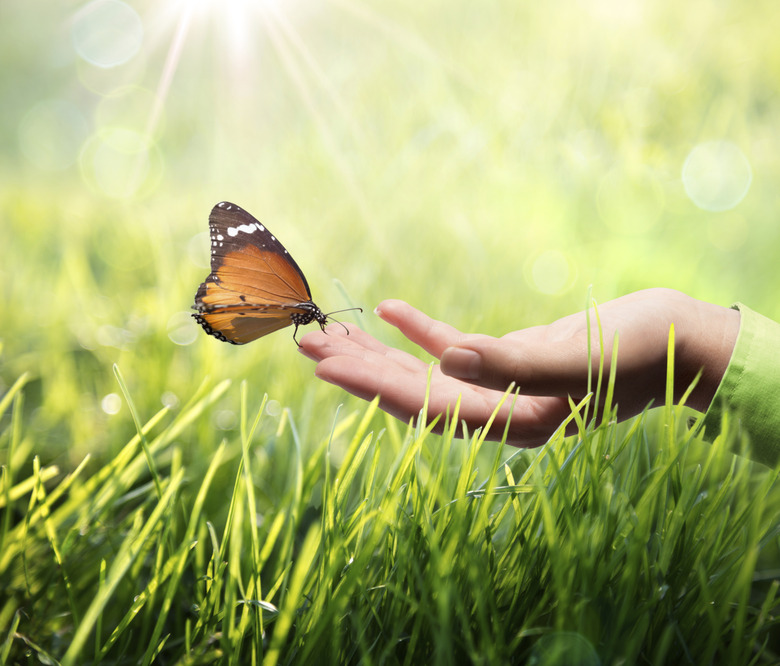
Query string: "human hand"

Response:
xmin=298 ymin=289 xmax=740 ymax=447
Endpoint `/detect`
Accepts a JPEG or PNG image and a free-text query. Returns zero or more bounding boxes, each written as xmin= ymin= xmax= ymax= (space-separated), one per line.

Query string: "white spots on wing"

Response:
xmin=217 ymin=201 xmax=242 ymax=211
xmin=208 ymin=204 xmax=286 ymax=255
xmin=227 ymin=222 xmax=268 ymax=237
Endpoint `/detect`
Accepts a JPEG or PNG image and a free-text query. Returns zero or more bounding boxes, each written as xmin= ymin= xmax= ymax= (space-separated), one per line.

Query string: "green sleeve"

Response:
xmin=699 ymin=303 xmax=780 ymax=467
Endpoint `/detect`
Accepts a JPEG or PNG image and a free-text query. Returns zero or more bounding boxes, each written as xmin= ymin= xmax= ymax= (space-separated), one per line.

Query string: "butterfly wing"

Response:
xmin=193 ymin=306 xmax=298 ymax=345
xmin=192 ymin=201 xmax=324 ymax=344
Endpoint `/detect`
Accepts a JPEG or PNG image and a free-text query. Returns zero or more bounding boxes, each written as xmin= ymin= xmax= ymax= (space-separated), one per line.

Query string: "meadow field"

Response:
xmin=1 ymin=0 xmax=779 ymax=663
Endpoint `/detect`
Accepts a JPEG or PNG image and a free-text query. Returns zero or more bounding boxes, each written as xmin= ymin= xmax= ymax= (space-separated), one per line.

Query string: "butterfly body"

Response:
xmin=192 ymin=201 xmax=338 ymax=345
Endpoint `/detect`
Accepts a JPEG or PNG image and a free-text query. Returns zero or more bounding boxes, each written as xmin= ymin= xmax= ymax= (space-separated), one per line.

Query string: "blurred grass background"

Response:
xmin=2 ymin=1 xmax=780 ymax=662
xmin=2 ymin=0 xmax=779 ymax=466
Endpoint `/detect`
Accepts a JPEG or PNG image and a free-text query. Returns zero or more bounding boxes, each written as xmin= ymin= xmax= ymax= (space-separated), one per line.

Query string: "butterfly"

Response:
xmin=192 ymin=201 xmax=360 ymax=346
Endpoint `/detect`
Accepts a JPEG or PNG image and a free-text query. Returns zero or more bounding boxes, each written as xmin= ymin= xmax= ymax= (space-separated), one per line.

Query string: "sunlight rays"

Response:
xmin=257 ymin=3 xmax=377 ymax=237
xmin=263 ymin=2 xmax=365 ymax=147
xmin=62 ymin=0 xmax=463 ymax=208
xmin=145 ymin=1 xmax=194 ymax=142
xmin=327 ymin=0 xmax=475 ymax=90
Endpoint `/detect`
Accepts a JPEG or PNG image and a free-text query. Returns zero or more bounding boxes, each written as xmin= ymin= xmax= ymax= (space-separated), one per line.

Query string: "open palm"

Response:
xmin=299 ymin=290 xmax=739 ymax=447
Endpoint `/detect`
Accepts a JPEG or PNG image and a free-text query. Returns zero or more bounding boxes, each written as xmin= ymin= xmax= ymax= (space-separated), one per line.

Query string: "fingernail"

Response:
xmin=441 ymin=347 xmax=481 ymax=380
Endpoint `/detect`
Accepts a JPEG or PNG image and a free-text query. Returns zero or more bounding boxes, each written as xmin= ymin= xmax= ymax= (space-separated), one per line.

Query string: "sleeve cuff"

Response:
xmin=699 ymin=303 xmax=780 ymax=467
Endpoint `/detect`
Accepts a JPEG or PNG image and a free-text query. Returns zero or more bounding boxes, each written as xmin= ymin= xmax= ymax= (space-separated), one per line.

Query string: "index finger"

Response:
xmin=374 ymin=299 xmax=494 ymax=358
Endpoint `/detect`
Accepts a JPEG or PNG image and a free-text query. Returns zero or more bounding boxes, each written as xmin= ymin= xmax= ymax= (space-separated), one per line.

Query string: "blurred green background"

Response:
xmin=2 ymin=0 xmax=779 ymax=468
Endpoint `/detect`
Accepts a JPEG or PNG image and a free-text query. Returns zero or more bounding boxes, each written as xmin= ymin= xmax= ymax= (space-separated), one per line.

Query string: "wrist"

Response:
xmin=677 ymin=298 xmax=740 ymax=412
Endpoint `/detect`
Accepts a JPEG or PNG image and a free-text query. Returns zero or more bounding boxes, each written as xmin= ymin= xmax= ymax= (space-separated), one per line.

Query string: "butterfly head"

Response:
xmin=290 ymin=303 xmax=363 ymax=346
xmin=289 ymin=302 xmax=328 ymax=346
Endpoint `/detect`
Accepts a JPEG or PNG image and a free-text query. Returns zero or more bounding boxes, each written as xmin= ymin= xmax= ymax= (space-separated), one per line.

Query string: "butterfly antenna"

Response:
xmin=326 ymin=306 xmax=363 ymax=317
xmin=325 ymin=307 xmax=363 ymax=337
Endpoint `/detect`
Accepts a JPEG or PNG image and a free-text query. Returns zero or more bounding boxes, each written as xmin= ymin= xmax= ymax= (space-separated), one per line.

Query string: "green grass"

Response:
xmin=2 ymin=358 xmax=779 ymax=664
xmin=3 ymin=0 xmax=780 ymax=663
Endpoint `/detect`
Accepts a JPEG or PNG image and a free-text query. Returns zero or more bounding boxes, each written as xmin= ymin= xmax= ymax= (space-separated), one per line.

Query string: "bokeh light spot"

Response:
xmin=168 ymin=311 xmax=199 ymax=346
xmin=101 ymin=392 xmax=122 ymax=415
xmin=215 ymin=410 xmax=238 ymax=430
xmin=71 ymin=0 xmax=143 ymax=68
xmin=530 ymin=631 xmax=601 ymax=666
xmin=18 ymin=99 xmax=89 ymax=171
xmin=96 ymin=325 xmax=137 ymax=350
xmin=161 ymin=391 xmax=180 ymax=409
xmin=682 ymin=141 xmax=752 ymax=212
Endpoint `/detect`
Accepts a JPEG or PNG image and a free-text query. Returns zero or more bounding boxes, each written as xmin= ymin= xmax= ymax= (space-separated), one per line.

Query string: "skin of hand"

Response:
xmin=298 ymin=288 xmax=741 ymax=448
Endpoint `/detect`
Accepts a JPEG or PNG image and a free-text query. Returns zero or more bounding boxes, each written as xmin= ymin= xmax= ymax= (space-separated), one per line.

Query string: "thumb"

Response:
xmin=440 ymin=336 xmax=589 ymax=397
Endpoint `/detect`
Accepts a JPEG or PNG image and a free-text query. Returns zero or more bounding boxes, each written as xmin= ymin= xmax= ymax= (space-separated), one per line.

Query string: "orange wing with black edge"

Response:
xmin=192 ymin=201 xmax=328 ymax=345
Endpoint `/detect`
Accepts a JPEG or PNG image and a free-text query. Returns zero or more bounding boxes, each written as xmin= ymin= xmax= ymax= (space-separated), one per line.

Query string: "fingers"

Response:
xmin=374 ymin=299 xmax=482 ymax=358
xmin=313 ymin=348 xmax=568 ymax=446
xmin=314 ymin=353 xmax=432 ymax=424
xmin=299 ymin=323 xmax=383 ymax=360
xmin=373 ymin=300 xmax=582 ymax=396
xmin=319 ymin=353 xmax=576 ymax=446
xmin=299 ymin=320 xmax=451 ymax=426
xmin=299 ymin=293 xmax=740 ymax=446
xmin=298 ymin=307 xmax=577 ymax=446
xmin=440 ymin=333 xmax=591 ymax=397
xmin=302 ymin=301 xmax=587 ymax=404
xmin=299 ymin=322 xmax=430 ymax=375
